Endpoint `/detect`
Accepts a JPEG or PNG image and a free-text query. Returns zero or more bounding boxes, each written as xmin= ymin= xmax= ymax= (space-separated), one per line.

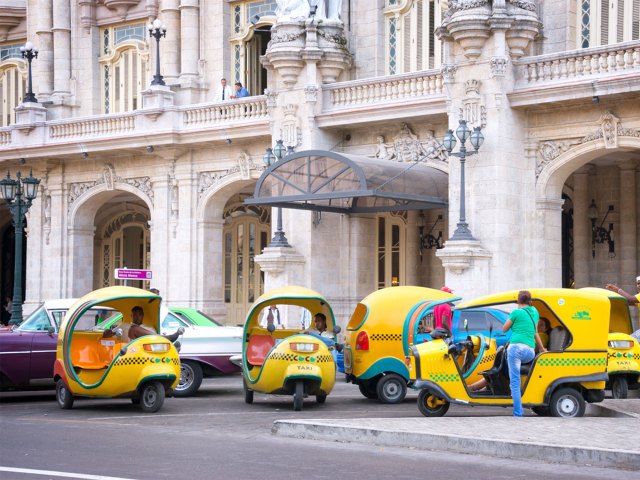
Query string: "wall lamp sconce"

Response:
xmin=81 ymin=151 xmax=89 ymax=159
xmin=146 ymin=145 xmax=154 ymax=153
xmin=417 ymin=211 xmax=443 ymax=261
xmin=225 ymin=138 xmax=232 ymax=145
xmin=592 ymin=96 xmax=600 ymax=104
xmin=588 ymin=199 xmax=614 ymax=258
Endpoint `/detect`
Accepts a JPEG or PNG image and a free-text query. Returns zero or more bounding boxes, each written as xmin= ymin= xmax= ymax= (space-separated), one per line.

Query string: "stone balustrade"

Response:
xmin=0 ymin=96 xmax=269 ymax=157
xmin=182 ymin=97 xmax=268 ymax=127
xmin=514 ymin=41 xmax=640 ymax=87
xmin=49 ymin=114 xmax=136 ymax=139
xmin=322 ymin=69 xmax=444 ymax=112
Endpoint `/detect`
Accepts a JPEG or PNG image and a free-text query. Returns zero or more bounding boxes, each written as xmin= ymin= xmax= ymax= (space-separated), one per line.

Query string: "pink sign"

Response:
xmin=114 ymin=268 xmax=152 ymax=280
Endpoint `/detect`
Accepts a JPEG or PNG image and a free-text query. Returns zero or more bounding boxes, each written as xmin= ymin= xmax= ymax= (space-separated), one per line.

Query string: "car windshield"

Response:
xmin=195 ymin=310 xmax=222 ymax=326
xmin=18 ymin=306 xmax=51 ymax=332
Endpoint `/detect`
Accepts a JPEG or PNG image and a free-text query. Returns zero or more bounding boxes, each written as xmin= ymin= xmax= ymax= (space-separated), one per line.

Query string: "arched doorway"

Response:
xmin=94 ymin=209 xmax=151 ymax=289
xmin=222 ymin=197 xmax=270 ymax=326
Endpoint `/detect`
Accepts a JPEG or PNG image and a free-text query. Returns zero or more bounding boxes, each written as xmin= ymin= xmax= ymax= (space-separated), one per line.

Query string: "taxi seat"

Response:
xmin=548 ymin=326 xmax=568 ymax=351
xmin=247 ymin=335 xmax=276 ymax=366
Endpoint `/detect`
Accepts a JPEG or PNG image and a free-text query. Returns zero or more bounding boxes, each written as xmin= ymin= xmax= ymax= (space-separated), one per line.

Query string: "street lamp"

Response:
xmin=417 ymin=211 xmax=443 ymax=261
xmin=587 ymin=200 xmax=615 ymax=259
xmin=148 ymin=18 xmax=167 ymax=86
xmin=443 ymin=119 xmax=484 ymax=241
xmin=262 ymin=140 xmax=291 ymax=247
xmin=20 ymin=41 xmax=38 ymax=103
xmin=0 ymin=168 xmax=40 ymax=325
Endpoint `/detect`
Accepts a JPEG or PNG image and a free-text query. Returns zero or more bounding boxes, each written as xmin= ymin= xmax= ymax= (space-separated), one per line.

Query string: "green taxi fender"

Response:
xmin=358 ymin=357 xmax=410 ymax=381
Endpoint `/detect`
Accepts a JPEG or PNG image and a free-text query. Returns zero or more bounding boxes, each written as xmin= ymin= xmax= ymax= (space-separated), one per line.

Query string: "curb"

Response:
xmin=272 ymin=420 xmax=640 ymax=471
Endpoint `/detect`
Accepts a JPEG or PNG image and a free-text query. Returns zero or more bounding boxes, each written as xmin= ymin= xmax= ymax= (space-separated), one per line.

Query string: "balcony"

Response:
xmin=510 ymin=40 xmax=640 ymax=107
xmin=318 ymin=69 xmax=448 ymax=128
xmin=0 ymin=96 xmax=270 ymax=161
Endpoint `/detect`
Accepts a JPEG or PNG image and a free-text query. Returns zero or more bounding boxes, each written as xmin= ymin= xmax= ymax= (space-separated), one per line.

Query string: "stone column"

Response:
xmin=68 ymin=225 xmax=95 ymax=297
xmin=51 ymin=0 xmax=71 ymax=97
xmin=179 ymin=0 xmax=199 ymax=83
xmin=572 ymin=170 xmax=590 ymax=287
xmin=619 ymin=162 xmax=637 ymax=289
xmin=196 ymin=219 xmax=226 ymax=319
xmin=535 ymin=198 xmax=564 ymax=287
xmin=161 ymin=0 xmax=181 ymax=83
xmin=34 ymin=0 xmax=54 ymax=100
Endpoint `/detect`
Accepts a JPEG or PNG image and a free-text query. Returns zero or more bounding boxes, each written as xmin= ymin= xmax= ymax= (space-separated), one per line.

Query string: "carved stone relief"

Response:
xmin=459 ymin=80 xmax=486 ymax=128
xmin=68 ymin=164 xmax=154 ymax=211
xmin=535 ymin=113 xmax=640 ymax=178
xmin=168 ymin=161 xmax=178 ymax=238
xmin=198 ymin=153 xmax=264 ymax=199
xmin=281 ymin=104 xmax=301 ymax=148
xmin=370 ymin=123 xmax=449 ymax=164
xmin=41 ymin=171 xmax=51 ymax=245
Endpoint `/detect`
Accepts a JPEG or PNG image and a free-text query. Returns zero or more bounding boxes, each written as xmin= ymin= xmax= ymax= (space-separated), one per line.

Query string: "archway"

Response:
xmin=67 ymin=184 xmax=153 ymax=297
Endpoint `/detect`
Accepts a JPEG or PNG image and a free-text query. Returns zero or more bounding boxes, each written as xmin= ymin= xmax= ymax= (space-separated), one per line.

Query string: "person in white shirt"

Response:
xmin=299 ymin=308 xmax=312 ymax=330
xmin=217 ymin=78 xmax=233 ymax=101
xmin=260 ymin=305 xmax=284 ymax=329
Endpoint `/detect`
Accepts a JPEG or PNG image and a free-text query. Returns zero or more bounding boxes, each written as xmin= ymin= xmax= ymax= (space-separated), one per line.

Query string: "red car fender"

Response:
xmin=53 ymin=358 xmax=67 ymax=382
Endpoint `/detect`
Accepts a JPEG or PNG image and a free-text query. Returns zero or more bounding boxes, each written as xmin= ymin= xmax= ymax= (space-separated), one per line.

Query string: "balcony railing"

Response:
xmin=322 ymin=69 xmax=445 ymax=113
xmin=0 ymin=96 xmax=269 ymax=156
xmin=514 ymin=41 xmax=640 ymax=88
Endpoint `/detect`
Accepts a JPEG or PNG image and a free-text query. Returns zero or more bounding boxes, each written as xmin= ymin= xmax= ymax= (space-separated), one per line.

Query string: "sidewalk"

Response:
xmin=272 ymin=400 xmax=640 ymax=471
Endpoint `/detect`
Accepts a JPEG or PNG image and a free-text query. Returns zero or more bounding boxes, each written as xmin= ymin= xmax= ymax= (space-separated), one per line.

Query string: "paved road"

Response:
xmin=1 ymin=376 xmax=637 ymax=480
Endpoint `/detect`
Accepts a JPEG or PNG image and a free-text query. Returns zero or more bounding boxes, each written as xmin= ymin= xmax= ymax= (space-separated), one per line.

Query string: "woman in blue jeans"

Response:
xmin=502 ymin=290 xmax=546 ymax=416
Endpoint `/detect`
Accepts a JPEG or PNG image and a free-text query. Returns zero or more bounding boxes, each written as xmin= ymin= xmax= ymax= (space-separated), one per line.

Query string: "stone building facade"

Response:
xmin=0 ymin=0 xmax=639 ymax=327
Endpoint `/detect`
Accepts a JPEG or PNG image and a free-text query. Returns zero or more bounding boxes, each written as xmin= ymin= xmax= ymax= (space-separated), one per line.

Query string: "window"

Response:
xmin=578 ymin=0 xmax=640 ymax=48
xmin=161 ymin=313 xmax=188 ymax=331
xmin=0 ymin=42 xmax=26 ymax=127
xmin=384 ymin=0 xmax=445 ymax=75
xmin=458 ymin=311 xmax=490 ymax=331
xmin=99 ymin=22 xmax=150 ymax=114
xmin=19 ymin=306 xmax=51 ymax=332
xmin=376 ymin=215 xmax=406 ymax=289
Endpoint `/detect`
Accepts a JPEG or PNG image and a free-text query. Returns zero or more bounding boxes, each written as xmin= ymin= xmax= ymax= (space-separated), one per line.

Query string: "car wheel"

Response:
xmin=549 ymin=387 xmax=586 ymax=418
xmin=56 ymin=379 xmax=74 ymax=410
xmin=358 ymin=382 xmax=379 ymax=400
xmin=293 ymin=380 xmax=304 ymax=411
xmin=376 ymin=374 xmax=407 ymax=404
xmin=316 ymin=393 xmax=327 ymax=404
xmin=611 ymin=376 xmax=629 ymax=399
xmin=140 ymin=380 xmax=166 ymax=413
xmin=175 ymin=360 xmax=203 ymax=397
xmin=531 ymin=406 xmax=551 ymax=416
xmin=417 ymin=390 xmax=449 ymax=417
xmin=243 ymin=377 xmax=254 ymax=404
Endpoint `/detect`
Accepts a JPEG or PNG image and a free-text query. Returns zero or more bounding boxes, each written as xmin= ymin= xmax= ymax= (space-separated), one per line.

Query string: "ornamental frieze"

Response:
xmin=68 ymin=164 xmax=154 ymax=211
xmin=508 ymin=0 xmax=536 ymax=12
xmin=370 ymin=123 xmax=449 ymax=164
xmin=198 ymin=152 xmax=264 ymax=199
xmin=535 ymin=112 xmax=640 ymax=178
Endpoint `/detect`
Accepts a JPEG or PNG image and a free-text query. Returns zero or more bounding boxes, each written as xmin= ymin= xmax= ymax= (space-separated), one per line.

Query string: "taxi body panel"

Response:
xmin=409 ymin=288 xmax=610 ymax=417
xmin=55 ymin=286 xmax=180 ymax=412
xmin=241 ymin=286 xmax=339 ymax=410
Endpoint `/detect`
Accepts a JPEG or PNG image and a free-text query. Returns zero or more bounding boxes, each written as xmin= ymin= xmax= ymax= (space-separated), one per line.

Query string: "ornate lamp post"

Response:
xmin=148 ymin=18 xmax=167 ymax=86
xmin=20 ymin=41 xmax=38 ymax=103
xmin=443 ymin=120 xmax=484 ymax=241
xmin=0 ymin=169 xmax=40 ymax=325
xmin=262 ymin=140 xmax=291 ymax=247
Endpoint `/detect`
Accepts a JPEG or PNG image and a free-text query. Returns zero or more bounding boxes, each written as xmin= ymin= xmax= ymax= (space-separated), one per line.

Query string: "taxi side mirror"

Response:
xmin=47 ymin=326 xmax=55 ymax=335
xmin=114 ymin=328 xmax=123 ymax=338
xmin=333 ymin=325 xmax=341 ymax=334
xmin=267 ymin=323 xmax=276 ymax=333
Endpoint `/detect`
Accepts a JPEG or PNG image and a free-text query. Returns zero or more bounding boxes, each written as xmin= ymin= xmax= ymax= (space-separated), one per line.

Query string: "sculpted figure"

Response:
xmin=275 ymin=0 xmax=310 ymax=19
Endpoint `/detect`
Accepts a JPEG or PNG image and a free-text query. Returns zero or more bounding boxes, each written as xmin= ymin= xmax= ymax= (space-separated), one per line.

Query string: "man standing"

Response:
xmin=231 ymin=82 xmax=250 ymax=99
xmin=260 ymin=305 xmax=284 ymax=329
xmin=216 ymin=78 xmax=233 ymax=101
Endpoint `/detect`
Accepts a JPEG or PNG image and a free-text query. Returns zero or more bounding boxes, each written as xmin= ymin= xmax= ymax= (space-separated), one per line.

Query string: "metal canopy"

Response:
xmin=245 ymin=150 xmax=448 ymax=214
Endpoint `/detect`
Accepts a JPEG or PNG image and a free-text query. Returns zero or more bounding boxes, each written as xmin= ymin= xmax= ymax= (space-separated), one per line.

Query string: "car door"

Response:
xmin=26 ymin=307 xmax=60 ymax=383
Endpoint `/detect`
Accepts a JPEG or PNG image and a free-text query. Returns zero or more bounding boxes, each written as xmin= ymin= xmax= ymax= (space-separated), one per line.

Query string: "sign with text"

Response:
xmin=114 ymin=268 xmax=152 ymax=280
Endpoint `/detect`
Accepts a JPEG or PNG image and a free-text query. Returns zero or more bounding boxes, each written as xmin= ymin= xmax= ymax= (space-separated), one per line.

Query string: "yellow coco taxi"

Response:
xmin=241 ymin=286 xmax=340 ymax=411
xmin=53 ymin=286 xmax=180 ymax=413
xmin=580 ymin=287 xmax=640 ymax=398
xmin=343 ymin=286 xmax=459 ymax=403
xmin=408 ymin=288 xmax=610 ymax=417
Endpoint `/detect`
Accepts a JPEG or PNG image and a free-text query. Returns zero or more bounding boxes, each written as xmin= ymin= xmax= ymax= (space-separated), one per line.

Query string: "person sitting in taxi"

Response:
xmin=537 ymin=317 xmax=551 ymax=350
xmin=103 ymin=306 xmax=181 ymax=342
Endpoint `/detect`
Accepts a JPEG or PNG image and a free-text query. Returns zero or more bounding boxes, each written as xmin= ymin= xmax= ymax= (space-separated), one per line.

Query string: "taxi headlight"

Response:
xmin=290 ymin=342 xmax=319 ymax=353
xmin=608 ymin=340 xmax=634 ymax=349
xmin=143 ymin=343 xmax=170 ymax=353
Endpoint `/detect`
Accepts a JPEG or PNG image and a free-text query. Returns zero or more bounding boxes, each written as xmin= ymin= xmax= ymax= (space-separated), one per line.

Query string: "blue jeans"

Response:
xmin=507 ymin=343 xmax=535 ymax=417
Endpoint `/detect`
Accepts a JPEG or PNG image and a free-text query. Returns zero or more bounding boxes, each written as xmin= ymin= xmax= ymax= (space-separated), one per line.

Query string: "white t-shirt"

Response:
xmin=260 ymin=307 xmax=284 ymax=329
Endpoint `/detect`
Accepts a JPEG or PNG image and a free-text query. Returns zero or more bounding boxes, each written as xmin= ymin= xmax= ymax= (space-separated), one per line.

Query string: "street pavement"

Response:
xmin=273 ymin=397 xmax=640 ymax=471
